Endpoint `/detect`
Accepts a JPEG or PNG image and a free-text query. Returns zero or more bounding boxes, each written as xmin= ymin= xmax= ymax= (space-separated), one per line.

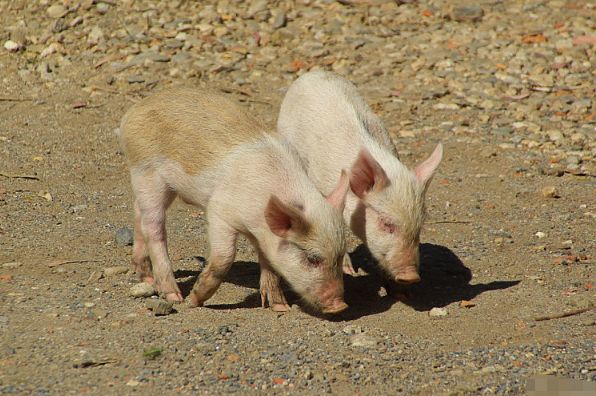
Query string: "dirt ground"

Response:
xmin=1 ymin=0 xmax=594 ymax=394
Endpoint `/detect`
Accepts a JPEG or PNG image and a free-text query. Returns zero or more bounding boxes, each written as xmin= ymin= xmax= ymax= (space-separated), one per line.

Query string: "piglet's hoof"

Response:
xmin=162 ymin=292 xmax=184 ymax=303
xmin=189 ymin=292 xmax=205 ymax=308
xmin=271 ymin=303 xmax=290 ymax=312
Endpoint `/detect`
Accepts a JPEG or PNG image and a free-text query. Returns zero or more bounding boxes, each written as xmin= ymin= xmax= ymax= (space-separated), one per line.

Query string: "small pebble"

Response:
xmin=451 ymin=5 xmax=484 ymax=22
xmin=115 ymin=227 xmax=134 ymax=246
xmin=272 ymin=11 xmax=287 ymax=29
xmin=127 ymin=75 xmax=145 ymax=84
xmin=3 ymin=40 xmax=21 ymax=52
xmin=96 ymin=2 xmax=110 ymax=14
xmin=146 ymin=299 xmax=174 ymax=316
xmin=103 ymin=266 xmax=129 ymax=277
xmin=541 ymin=186 xmax=559 ymax=198
xmin=342 ymin=325 xmax=363 ymax=335
xmin=2 ymin=262 xmax=21 ymax=269
xmin=560 ymin=240 xmax=573 ymax=248
xmin=350 ymin=333 xmax=378 ymax=347
xmin=130 ymin=282 xmax=156 ymax=298
xmin=429 ymin=307 xmax=448 ymax=317
xmin=47 ymin=4 xmax=67 ymax=18
xmin=535 ymin=232 xmax=546 ymax=239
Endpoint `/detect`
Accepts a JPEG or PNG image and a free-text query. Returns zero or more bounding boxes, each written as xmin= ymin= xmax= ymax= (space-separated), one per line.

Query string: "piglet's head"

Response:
xmin=349 ymin=144 xmax=443 ymax=284
xmin=264 ymin=170 xmax=350 ymax=314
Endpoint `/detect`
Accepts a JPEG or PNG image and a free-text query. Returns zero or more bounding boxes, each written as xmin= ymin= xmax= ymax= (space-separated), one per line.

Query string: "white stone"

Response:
xmin=130 ymin=282 xmax=156 ymax=298
xmin=4 ymin=40 xmax=21 ymax=52
xmin=429 ymin=307 xmax=448 ymax=317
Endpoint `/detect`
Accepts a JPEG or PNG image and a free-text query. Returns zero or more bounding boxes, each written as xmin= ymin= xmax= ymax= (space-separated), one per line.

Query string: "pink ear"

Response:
xmin=349 ymin=149 xmax=388 ymax=199
xmin=265 ymin=195 xmax=309 ymax=238
xmin=415 ymin=143 xmax=443 ymax=186
xmin=326 ymin=169 xmax=350 ymax=212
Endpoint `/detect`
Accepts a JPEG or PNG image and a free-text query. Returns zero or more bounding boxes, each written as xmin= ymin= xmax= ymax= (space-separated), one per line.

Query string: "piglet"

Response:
xmin=118 ymin=88 xmax=350 ymax=313
xmin=278 ymin=71 xmax=443 ymax=284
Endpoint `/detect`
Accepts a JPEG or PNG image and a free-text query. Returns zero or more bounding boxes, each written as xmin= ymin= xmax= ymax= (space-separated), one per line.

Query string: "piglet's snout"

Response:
xmin=392 ymin=246 xmax=421 ymax=284
xmin=318 ymin=278 xmax=348 ymax=314
xmin=322 ymin=297 xmax=348 ymax=314
xmin=395 ymin=268 xmax=421 ymax=284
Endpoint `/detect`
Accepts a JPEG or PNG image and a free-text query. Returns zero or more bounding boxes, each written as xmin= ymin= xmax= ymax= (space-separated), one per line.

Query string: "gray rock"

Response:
xmin=127 ymin=75 xmax=145 ymax=84
xmin=130 ymin=52 xmax=170 ymax=65
xmin=272 ymin=11 xmax=287 ymax=29
xmin=130 ymin=282 xmax=156 ymax=298
xmin=451 ymin=5 xmax=484 ymax=22
xmin=492 ymin=127 xmax=513 ymax=136
xmin=146 ymin=299 xmax=174 ymax=315
xmin=164 ymin=39 xmax=183 ymax=49
xmin=115 ymin=227 xmax=134 ymax=246
xmin=491 ymin=229 xmax=513 ymax=238
xmin=147 ymin=53 xmax=170 ymax=62
xmin=172 ymin=52 xmax=191 ymax=64
xmin=248 ymin=0 xmax=268 ymax=18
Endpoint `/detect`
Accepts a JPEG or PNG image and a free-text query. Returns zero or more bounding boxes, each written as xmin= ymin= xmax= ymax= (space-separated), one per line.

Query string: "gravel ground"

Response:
xmin=1 ymin=0 xmax=594 ymax=394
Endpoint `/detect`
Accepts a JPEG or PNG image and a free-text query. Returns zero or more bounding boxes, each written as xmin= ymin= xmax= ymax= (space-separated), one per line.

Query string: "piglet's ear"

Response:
xmin=326 ymin=169 xmax=350 ymax=212
xmin=265 ymin=195 xmax=310 ymax=238
xmin=349 ymin=149 xmax=389 ymax=200
xmin=414 ymin=143 xmax=443 ymax=190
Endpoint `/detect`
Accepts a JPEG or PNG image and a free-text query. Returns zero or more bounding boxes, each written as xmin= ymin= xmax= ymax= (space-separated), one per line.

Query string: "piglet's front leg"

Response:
xmin=258 ymin=252 xmax=290 ymax=312
xmin=190 ymin=215 xmax=237 ymax=307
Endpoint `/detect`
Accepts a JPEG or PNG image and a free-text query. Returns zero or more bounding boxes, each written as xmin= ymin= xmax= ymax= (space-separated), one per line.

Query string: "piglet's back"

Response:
xmin=119 ymin=88 xmax=266 ymax=174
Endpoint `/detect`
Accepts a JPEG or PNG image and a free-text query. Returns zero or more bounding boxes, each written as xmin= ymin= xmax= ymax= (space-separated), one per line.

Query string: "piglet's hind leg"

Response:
xmin=132 ymin=170 xmax=182 ymax=303
xmin=131 ymin=198 xmax=153 ymax=283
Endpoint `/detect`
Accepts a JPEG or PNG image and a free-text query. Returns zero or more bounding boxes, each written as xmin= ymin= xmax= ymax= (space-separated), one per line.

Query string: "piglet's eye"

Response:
xmin=306 ymin=254 xmax=322 ymax=268
xmin=380 ymin=219 xmax=397 ymax=234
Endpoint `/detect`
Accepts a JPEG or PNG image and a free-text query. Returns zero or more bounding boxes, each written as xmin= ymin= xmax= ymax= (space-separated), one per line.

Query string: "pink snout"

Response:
xmin=391 ymin=246 xmax=421 ymax=284
xmin=318 ymin=278 xmax=348 ymax=314
xmin=322 ymin=297 xmax=349 ymax=314
xmin=395 ymin=268 xmax=421 ymax=284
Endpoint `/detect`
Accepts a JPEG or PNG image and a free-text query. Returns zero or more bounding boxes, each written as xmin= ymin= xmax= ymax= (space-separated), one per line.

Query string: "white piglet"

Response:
xmin=119 ymin=88 xmax=350 ymax=313
xmin=278 ymin=71 xmax=443 ymax=284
